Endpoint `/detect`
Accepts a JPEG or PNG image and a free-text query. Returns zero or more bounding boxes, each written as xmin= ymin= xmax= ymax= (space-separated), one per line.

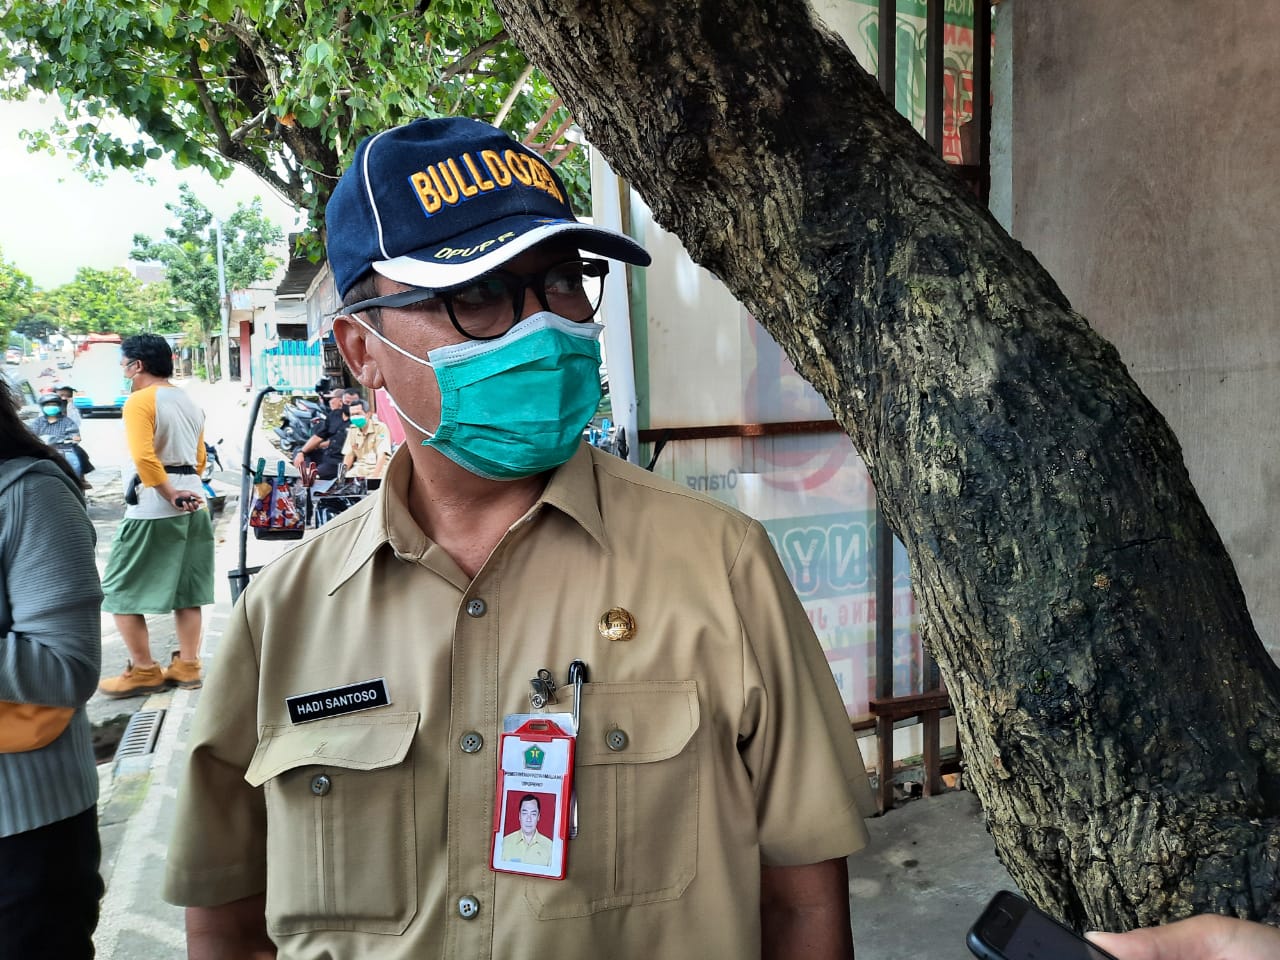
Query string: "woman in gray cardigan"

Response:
xmin=0 ymin=375 xmax=104 ymax=958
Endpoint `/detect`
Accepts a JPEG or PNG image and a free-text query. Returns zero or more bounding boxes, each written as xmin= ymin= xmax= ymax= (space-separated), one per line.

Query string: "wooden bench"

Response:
xmin=867 ymin=689 xmax=952 ymax=814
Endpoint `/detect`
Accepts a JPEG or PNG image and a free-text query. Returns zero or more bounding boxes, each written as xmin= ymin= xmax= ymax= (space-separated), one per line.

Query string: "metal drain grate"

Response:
xmin=113 ymin=709 xmax=165 ymax=763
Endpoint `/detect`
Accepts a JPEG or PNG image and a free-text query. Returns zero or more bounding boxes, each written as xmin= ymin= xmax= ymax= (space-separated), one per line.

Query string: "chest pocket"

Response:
xmin=246 ymin=712 xmax=419 ymax=937
xmin=524 ymin=682 xmax=699 ymax=919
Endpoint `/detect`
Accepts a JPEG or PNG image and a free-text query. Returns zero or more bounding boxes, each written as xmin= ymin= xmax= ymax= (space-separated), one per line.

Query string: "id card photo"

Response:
xmin=491 ymin=723 xmax=572 ymax=879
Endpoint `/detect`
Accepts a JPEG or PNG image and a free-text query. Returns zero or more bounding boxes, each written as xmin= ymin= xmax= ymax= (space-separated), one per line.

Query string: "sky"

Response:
xmin=0 ymin=96 xmax=304 ymax=290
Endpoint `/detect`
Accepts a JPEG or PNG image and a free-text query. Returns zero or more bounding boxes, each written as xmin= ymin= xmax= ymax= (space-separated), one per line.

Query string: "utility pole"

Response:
xmin=215 ymin=218 xmax=230 ymax=383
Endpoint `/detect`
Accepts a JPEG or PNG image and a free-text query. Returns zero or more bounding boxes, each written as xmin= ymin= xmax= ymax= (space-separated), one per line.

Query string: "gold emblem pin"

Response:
xmin=598 ymin=607 xmax=637 ymax=641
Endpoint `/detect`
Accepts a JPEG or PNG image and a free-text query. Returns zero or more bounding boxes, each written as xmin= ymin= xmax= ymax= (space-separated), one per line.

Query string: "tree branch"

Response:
xmin=188 ymin=52 xmax=234 ymax=154
xmin=439 ymin=29 xmax=510 ymax=81
xmin=229 ymin=108 xmax=271 ymax=144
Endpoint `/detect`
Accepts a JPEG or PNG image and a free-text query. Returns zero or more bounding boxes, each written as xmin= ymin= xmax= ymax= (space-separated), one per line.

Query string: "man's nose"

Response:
xmin=517 ymin=288 xmax=544 ymax=322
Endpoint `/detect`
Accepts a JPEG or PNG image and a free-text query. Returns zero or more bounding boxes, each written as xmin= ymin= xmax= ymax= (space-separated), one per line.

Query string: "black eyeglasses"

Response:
xmin=342 ymin=258 xmax=610 ymax=341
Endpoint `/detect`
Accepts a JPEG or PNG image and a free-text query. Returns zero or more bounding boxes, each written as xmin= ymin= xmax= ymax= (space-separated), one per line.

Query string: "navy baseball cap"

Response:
xmin=325 ymin=117 xmax=651 ymax=299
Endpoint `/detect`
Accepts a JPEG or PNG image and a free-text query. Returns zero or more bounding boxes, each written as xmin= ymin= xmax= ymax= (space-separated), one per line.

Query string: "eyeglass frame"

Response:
xmin=337 ymin=257 xmax=611 ymax=342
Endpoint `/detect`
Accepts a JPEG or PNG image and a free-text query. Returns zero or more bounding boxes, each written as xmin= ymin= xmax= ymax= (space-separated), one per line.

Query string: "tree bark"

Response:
xmin=492 ymin=0 xmax=1280 ymax=930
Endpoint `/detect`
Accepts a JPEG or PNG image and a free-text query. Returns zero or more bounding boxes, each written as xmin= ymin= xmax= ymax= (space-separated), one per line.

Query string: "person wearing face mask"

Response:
xmin=25 ymin=392 xmax=88 ymax=482
xmin=97 ymin=334 xmax=213 ymax=699
xmin=340 ymin=398 xmax=391 ymax=487
xmin=164 ymin=117 xmax=875 ymax=960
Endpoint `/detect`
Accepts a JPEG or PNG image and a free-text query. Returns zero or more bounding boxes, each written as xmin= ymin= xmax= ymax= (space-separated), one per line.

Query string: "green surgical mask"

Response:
xmin=42 ymin=404 xmax=62 ymax=417
xmin=350 ymin=415 xmax=368 ymax=428
xmin=357 ymin=312 xmax=602 ymax=481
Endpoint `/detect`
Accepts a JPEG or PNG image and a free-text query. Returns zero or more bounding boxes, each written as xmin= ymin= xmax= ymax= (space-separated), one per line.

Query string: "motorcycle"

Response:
xmin=584 ymin=418 xmax=628 ymax=460
xmin=42 ymin=435 xmax=90 ymax=480
xmin=202 ymin=438 xmax=226 ymax=519
xmin=272 ymin=396 xmax=326 ymax=456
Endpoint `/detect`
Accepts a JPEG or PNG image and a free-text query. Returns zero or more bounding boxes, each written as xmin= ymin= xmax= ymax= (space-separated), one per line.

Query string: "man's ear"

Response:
xmin=332 ymin=315 xmax=386 ymax=390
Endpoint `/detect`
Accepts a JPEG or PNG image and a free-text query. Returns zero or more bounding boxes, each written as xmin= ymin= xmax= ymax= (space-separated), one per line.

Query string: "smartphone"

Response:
xmin=967 ymin=891 xmax=1120 ymax=960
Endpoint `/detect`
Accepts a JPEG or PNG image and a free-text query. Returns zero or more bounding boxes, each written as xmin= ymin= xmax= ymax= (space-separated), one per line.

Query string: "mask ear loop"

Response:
xmin=350 ymin=316 xmax=436 ymax=369
xmin=348 ymin=315 xmax=439 ymax=443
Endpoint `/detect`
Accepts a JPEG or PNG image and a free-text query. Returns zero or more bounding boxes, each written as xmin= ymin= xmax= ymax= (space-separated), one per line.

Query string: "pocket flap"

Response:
xmin=574 ymin=682 xmax=699 ymax=765
xmin=245 ymin=711 xmax=419 ymax=787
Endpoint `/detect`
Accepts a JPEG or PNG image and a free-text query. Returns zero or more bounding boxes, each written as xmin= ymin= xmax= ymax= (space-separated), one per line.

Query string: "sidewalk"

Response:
xmin=88 ymin=501 xmax=1013 ymax=960
xmin=93 ymin=492 xmax=302 ymax=959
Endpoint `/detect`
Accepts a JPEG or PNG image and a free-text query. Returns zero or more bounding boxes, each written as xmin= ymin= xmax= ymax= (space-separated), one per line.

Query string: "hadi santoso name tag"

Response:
xmin=491 ymin=717 xmax=574 ymax=880
xmin=285 ymin=678 xmax=390 ymax=724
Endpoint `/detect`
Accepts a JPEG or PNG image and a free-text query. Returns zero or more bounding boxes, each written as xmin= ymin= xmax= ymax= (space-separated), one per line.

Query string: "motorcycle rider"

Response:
xmin=27 ymin=392 xmax=90 ymax=485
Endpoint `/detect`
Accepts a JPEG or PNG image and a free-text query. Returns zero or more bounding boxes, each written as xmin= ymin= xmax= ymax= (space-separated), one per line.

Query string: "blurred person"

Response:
xmin=26 ymin=391 xmax=88 ymax=481
xmin=97 ymin=333 xmax=214 ymax=699
xmin=293 ymin=387 xmax=351 ymax=481
xmin=341 ymin=397 xmax=390 ymax=486
xmin=54 ymin=383 xmax=82 ymax=426
xmin=1089 ymin=914 xmax=1280 ymax=960
xmin=0 ymin=375 xmax=104 ymax=958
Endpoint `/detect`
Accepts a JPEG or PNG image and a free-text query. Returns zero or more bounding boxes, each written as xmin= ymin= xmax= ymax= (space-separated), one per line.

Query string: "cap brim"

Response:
xmin=371 ymin=218 xmax=651 ymax=291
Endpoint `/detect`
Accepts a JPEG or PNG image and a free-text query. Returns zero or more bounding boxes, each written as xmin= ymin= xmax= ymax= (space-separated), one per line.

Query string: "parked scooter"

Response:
xmin=202 ymin=437 xmax=226 ymax=519
xmin=272 ymin=397 xmax=325 ymax=456
xmin=584 ymin=418 xmax=628 ymax=460
xmin=204 ymin=437 xmax=224 ymax=474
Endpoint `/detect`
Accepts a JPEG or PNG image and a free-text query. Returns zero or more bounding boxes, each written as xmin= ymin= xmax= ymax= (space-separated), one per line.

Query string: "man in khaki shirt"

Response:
xmin=340 ymin=398 xmax=391 ymax=482
xmin=500 ymin=796 xmax=553 ymax=866
xmin=163 ymin=116 xmax=875 ymax=959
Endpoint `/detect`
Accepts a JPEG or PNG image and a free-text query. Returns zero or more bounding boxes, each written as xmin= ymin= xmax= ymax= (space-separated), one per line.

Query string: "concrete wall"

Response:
xmin=997 ymin=0 xmax=1280 ymax=661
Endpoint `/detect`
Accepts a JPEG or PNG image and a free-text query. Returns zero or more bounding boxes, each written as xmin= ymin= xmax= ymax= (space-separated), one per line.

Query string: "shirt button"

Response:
xmin=457 ymin=895 xmax=480 ymax=919
xmin=459 ymin=731 xmax=484 ymax=754
xmin=310 ymin=774 xmax=332 ymax=796
xmin=466 ymin=599 xmax=486 ymax=618
xmin=606 ymin=729 xmax=629 ymax=752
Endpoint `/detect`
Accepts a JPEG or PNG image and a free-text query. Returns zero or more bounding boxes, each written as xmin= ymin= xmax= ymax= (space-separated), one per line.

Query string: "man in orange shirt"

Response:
xmin=98 ymin=334 xmax=214 ymax=698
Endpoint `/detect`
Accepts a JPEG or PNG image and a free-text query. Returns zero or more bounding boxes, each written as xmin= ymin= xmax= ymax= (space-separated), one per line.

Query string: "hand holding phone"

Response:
xmin=1087 ymin=914 xmax=1280 ymax=960
xmin=968 ymin=891 xmax=1119 ymax=960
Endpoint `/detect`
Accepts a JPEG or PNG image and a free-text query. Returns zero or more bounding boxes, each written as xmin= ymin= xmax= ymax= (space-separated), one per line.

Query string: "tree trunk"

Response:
xmin=493 ymin=0 xmax=1280 ymax=930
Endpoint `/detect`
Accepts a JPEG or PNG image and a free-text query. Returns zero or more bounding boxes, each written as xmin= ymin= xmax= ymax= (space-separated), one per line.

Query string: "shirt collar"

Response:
xmin=539 ymin=443 xmax=609 ymax=552
xmin=327 ymin=442 xmax=610 ymax=595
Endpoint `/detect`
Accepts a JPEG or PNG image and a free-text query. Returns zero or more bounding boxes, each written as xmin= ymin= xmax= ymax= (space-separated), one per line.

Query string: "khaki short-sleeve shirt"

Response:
xmin=164 ymin=444 xmax=874 ymax=959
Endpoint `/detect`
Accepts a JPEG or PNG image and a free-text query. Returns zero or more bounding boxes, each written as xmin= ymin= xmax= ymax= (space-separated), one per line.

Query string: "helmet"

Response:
xmin=38 ymin=392 xmax=63 ymax=409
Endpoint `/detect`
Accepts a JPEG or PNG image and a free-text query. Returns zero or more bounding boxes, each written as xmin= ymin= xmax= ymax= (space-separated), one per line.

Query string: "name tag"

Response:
xmin=285 ymin=678 xmax=390 ymax=724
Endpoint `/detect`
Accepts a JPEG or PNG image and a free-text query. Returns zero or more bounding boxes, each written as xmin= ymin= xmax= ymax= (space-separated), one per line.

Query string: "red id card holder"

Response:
xmin=491 ymin=717 xmax=575 ymax=880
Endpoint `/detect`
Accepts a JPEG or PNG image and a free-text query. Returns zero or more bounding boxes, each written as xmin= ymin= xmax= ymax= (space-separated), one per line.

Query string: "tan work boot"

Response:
xmin=163 ymin=652 xmax=203 ymax=690
xmin=98 ymin=661 xmax=167 ymax=699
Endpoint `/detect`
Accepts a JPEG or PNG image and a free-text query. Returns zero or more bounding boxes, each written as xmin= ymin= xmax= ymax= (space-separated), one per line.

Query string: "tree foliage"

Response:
xmin=41 ymin=267 xmax=182 ymax=336
xmin=14 ymin=314 xmax=58 ymax=342
xmin=0 ymin=248 xmax=35 ymax=347
xmin=0 ymin=0 xmax=589 ymax=232
xmin=130 ymin=183 xmax=284 ymax=340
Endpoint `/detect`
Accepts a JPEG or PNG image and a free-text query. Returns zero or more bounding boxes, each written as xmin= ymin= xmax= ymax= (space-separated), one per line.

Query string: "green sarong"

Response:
xmin=101 ymin=511 xmax=215 ymax=614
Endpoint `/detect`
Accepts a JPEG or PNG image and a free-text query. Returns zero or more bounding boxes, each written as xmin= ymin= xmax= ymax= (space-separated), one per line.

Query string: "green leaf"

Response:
xmin=206 ymin=0 xmax=234 ymax=22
